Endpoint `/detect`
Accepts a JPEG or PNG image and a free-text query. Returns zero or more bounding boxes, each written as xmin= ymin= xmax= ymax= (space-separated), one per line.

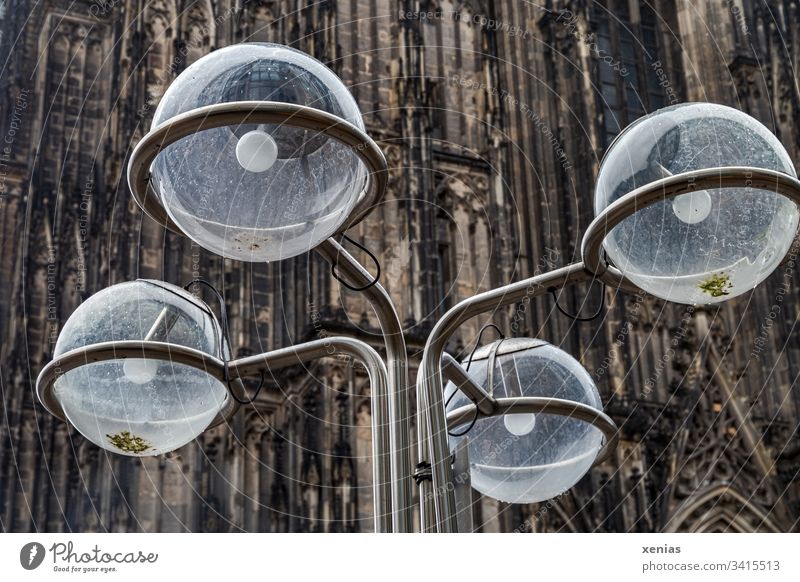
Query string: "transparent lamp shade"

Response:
xmin=52 ymin=280 xmax=229 ymax=456
xmin=149 ymin=43 xmax=368 ymax=262
xmin=54 ymin=361 xmax=228 ymax=456
xmin=595 ymin=102 xmax=800 ymax=305
xmin=445 ymin=339 xmax=603 ymax=504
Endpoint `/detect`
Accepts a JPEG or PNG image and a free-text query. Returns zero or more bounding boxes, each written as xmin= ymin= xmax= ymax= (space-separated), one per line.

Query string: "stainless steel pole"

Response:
xmin=229 ymin=337 xmax=391 ymax=533
xmin=416 ymin=261 xmax=593 ymax=531
xmin=315 ymin=238 xmax=414 ymax=533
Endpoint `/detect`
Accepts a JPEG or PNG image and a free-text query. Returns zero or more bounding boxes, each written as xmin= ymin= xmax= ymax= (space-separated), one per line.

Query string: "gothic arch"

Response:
xmin=434 ymin=172 xmax=493 ymax=314
xmin=664 ymin=483 xmax=782 ymax=533
xmin=434 ymin=173 xmax=489 ymax=215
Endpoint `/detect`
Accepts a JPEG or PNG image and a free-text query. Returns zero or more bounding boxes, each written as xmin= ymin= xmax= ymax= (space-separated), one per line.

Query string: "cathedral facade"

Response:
xmin=1 ymin=0 xmax=799 ymax=532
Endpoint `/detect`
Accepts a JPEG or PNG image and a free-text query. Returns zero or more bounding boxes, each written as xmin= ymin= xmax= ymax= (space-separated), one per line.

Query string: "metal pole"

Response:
xmin=452 ymin=438 xmax=473 ymax=533
xmin=315 ymin=238 xmax=414 ymax=533
xmin=229 ymin=337 xmax=391 ymax=533
xmin=416 ymin=261 xmax=593 ymax=531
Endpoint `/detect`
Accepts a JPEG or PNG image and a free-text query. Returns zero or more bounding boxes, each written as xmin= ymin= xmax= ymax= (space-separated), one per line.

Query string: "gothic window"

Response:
xmin=436 ymin=205 xmax=455 ymax=316
xmin=143 ymin=2 xmax=175 ymax=107
xmin=433 ymin=177 xmax=491 ymax=319
xmin=250 ymin=4 xmax=278 ymax=43
xmin=593 ymin=1 xmax=672 ymax=146
xmin=423 ymin=0 xmax=483 ymax=146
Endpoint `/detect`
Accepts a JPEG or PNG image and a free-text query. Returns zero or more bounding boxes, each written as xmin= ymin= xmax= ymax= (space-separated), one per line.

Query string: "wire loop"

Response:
xmin=447 ymin=406 xmax=479 ymax=438
xmin=446 ymin=322 xmax=505 ymax=437
xmin=228 ymin=370 xmax=267 ymax=405
xmin=331 ymin=234 xmax=381 ymax=291
xmin=465 ymin=323 xmax=505 ymax=371
xmin=549 ymin=280 xmax=606 ymax=322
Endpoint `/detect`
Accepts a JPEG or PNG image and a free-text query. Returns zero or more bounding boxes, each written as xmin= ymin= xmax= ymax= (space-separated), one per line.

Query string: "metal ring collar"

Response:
xmin=446 ymin=396 xmax=619 ymax=466
xmin=126 ymin=101 xmax=389 ymax=235
xmin=36 ymin=341 xmax=243 ymax=429
xmin=581 ymin=166 xmax=800 ymax=290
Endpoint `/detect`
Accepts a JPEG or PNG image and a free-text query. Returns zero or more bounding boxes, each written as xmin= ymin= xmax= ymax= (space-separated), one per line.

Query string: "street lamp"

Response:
xmin=37 ymin=280 xmax=395 ymax=530
xmin=123 ymin=42 xmax=415 ymax=533
xmin=35 ymin=41 xmax=800 ymax=533
xmin=594 ymin=102 xmax=800 ymax=304
xmin=129 ymin=43 xmax=385 ymax=263
xmin=39 ymin=280 xmax=234 ymax=457
xmin=444 ymin=338 xmax=617 ymax=504
xmin=417 ymin=106 xmax=800 ymax=531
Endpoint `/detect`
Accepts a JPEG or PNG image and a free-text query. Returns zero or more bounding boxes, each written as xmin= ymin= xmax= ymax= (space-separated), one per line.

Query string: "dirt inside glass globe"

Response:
xmin=52 ymin=281 xmax=229 ymax=456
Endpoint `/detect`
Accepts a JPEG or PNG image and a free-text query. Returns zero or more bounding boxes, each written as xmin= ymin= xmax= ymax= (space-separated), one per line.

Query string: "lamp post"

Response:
xmin=35 ymin=44 xmax=800 ymax=534
xmin=124 ymin=43 xmax=415 ymax=532
xmin=415 ymin=102 xmax=800 ymax=531
xmin=36 ymin=305 xmax=395 ymax=530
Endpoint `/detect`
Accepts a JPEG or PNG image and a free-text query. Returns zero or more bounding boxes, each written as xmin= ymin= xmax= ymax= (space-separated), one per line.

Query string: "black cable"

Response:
xmin=445 ymin=384 xmax=473 ymax=435
xmin=228 ymin=370 xmax=267 ymax=406
xmin=413 ymin=461 xmax=432 ymax=485
xmin=447 ymin=406 xmax=479 ymax=438
xmin=184 ymin=279 xmax=230 ymax=357
xmin=549 ymin=281 xmax=606 ymax=322
xmin=465 ymin=323 xmax=505 ymax=371
xmin=444 ymin=385 xmax=463 ymax=437
xmin=184 ymin=278 xmax=264 ymax=406
xmin=446 ymin=322 xmax=504 ymax=437
xmin=331 ymin=234 xmax=381 ymax=291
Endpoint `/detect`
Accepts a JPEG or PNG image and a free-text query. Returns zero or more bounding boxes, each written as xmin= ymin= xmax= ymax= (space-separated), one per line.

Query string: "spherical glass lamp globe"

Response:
xmin=149 ymin=43 xmax=368 ymax=262
xmin=596 ymin=102 xmax=799 ymax=305
xmin=52 ymin=280 xmax=229 ymax=457
xmin=445 ymin=338 xmax=604 ymax=504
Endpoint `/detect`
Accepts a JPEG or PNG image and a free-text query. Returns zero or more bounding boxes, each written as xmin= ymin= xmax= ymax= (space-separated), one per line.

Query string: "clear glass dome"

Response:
xmin=596 ymin=102 xmax=799 ymax=305
xmin=53 ymin=280 xmax=229 ymax=457
xmin=150 ymin=43 xmax=368 ymax=262
xmin=445 ymin=339 xmax=603 ymax=504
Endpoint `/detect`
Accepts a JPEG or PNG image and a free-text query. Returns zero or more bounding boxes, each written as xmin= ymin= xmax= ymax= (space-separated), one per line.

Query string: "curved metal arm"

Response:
xmin=582 ymin=166 xmax=800 ymax=280
xmin=439 ymin=357 xmax=620 ymax=464
xmin=37 ymin=337 xmax=393 ymax=533
xmin=417 ymin=262 xmax=593 ymax=532
xmin=228 ymin=337 xmax=392 ymax=532
xmin=446 ymin=396 xmax=619 ymax=466
xmin=314 ymin=238 xmax=413 ymax=533
xmin=36 ymin=340 xmax=244 ymax=427
xmin=127 ymin=101 xmax=387 ymax=235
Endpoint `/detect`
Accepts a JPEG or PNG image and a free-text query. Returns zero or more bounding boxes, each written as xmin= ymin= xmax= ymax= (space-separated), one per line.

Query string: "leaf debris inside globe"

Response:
xmin=699 ymin=272 xmax=732 ymax=298
xmin=107 ymin=431 xmax=151 ymax=454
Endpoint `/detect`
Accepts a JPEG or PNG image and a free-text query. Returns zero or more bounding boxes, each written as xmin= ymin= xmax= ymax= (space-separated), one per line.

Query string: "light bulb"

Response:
xmin=672 ymin=190 xmax=712 ymax=224
xmin=123 ymin=358 xmax=159 ymax=384
xmin=504 ymin=413 xmax=536 ymax=437
xmin=236 ymin=130 xmax=278 ymax=173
